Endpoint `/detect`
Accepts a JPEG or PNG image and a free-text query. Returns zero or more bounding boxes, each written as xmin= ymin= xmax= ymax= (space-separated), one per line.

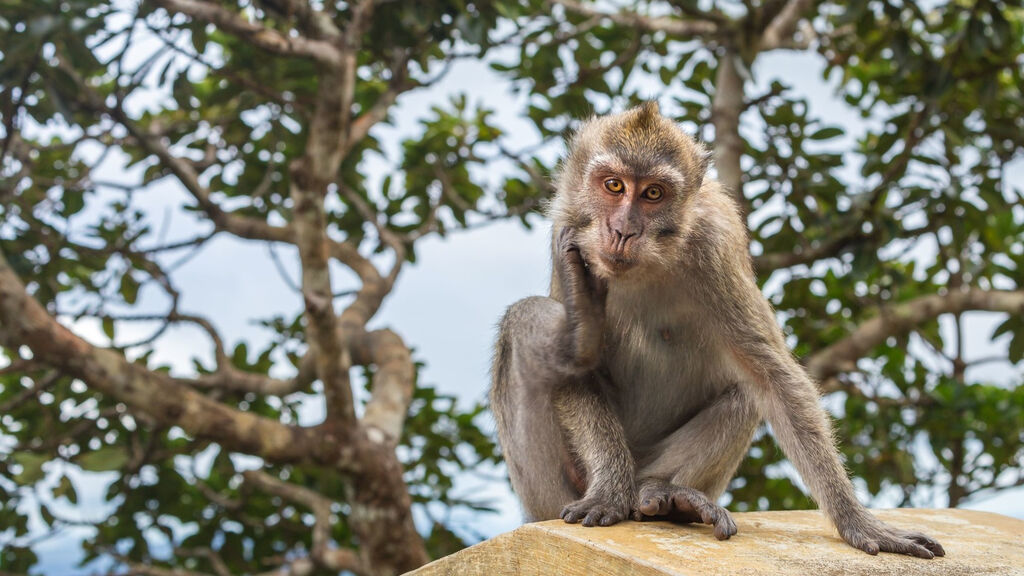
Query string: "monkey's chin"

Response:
xmin=596 ymin=252 xmax=637 ymax=276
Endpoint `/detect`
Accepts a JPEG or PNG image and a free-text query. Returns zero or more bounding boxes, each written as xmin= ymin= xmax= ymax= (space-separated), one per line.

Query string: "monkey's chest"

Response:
xmin=605 ymin=313 xmax=730 ymax=444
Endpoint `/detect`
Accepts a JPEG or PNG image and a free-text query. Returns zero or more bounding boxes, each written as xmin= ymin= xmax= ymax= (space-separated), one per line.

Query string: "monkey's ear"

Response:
xmin=690 ymin=141 xmax=712 ymax=192
xmin=697 ymin=142 xmax=712 ymax=174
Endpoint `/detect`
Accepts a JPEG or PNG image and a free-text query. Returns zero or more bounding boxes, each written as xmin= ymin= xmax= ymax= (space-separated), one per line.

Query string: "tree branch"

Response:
xmin=331 ymin=189 xmax=400 ymax=332
xmin=0 ymin=251 xmax=320 ymax=464
xmin=760 ymin=0 xmax=818 ymax=51
xmin=187 ymin=362 xmax=314 ymax=397
xmin=351 ymin=329 xmax=415 ymax=440
xmin=805 ymin=288 xmax=1024 ymax=381
xmin=54 ymin=20 xmax=391 ymax=330
xmin=243 ymin=470 xmax=365 ymax=575
xmin=52 ymin=54 xmax=293 ymax=248
xmin=754 ymin=223 xmax=867 ymax=271
xmin=754 ymin=106 xmax=932 ymax=272
xmin=289 ymin=177 xmax=355 ymax=425
xmin=255 ymin=0 xmax=343 ymax=42
xmin=343 ymin=49 xmax=414 ymax=155
xmin=153 ymin=0 xmax=343 ymax=63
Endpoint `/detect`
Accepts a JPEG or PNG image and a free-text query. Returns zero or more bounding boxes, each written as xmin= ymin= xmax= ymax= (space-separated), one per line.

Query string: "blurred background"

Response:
xmin=1 ymin=0 xmax=1022 ymax=574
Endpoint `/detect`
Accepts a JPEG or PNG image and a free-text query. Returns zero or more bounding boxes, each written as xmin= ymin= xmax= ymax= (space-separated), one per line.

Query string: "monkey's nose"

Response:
xmin=610 ymin=229 xmax=638 ymax=253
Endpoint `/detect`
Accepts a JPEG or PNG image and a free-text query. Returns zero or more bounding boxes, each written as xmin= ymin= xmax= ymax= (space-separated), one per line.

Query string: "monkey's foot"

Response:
xmin=839 ymin=514 xmax=945 ymax=559
xmin=633 ymin=482 xmax=737 ymax=540
xmin=560 ymin=493 xmax=631 ymax=527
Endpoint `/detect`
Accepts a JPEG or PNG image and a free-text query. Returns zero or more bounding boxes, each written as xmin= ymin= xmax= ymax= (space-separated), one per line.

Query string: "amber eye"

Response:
xmin=643 ymin=186 xmax=664 ymax=201
xmin=604 ymin=178 xmax=625 ymax=194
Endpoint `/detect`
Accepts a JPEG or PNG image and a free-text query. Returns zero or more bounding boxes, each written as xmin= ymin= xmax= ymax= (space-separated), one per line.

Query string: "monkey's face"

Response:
xmin=576 ymin=154 xmax=690 ymax=278
xmin=551 ymin=103 xmax=710 ymax=280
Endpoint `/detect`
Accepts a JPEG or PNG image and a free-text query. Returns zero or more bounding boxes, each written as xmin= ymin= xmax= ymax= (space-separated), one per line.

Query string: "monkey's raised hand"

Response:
xmin=555 ymin=227 xmax=608 ymax=370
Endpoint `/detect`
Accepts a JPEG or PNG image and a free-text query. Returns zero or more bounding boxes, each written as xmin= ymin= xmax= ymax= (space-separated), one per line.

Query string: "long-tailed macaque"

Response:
xmin=490 ymin=102 xmax=944 ymax=558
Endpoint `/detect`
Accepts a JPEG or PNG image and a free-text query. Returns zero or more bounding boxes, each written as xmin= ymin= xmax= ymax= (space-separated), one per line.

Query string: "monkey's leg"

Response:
xmin=490 ymin=301 xmax=580 ymax=520
xmin=492 ymin=297 xmax=632 ymax=524
xmin=637 ymin=383 xmax=760 ymax=500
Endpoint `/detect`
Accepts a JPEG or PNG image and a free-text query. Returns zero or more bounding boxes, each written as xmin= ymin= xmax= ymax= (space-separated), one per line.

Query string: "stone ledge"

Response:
xmin=407 ymin=509 xmax=1024 ymax=575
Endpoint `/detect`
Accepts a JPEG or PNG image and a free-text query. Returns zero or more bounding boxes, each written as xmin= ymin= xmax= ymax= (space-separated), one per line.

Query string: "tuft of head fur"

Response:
xmin=548 ymin=102 xmax=712 ymax=281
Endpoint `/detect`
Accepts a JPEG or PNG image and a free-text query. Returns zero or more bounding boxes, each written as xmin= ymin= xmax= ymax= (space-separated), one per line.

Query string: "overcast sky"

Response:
xmin=13 ymin=16 xmax=1024 ymax=573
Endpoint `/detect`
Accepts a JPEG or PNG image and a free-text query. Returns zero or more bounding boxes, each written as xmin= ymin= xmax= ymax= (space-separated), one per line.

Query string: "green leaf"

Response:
xmin=102 ymin=316 xmax=115 ymax=341
xmin=809 ymin=127 xmax=844 ymax=140
xmin=12 ymin=452 xmax=48 ymax=484
xmin=1010 ymin=334 xmax=1024 ymax=364
xmin=120 ymin=274 xmax=140 ymax=305
xmin=77 ymin=447 xmax=129 ymax=472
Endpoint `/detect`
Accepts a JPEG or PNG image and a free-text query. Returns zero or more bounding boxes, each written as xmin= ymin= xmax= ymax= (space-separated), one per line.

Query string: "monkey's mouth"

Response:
xmin=598 ymin=252 xmax=637 ymax=274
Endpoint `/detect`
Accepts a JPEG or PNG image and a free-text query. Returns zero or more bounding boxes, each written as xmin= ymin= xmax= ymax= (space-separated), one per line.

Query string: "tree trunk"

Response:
xmin=712 ymin=49 xmax=746 ymax=212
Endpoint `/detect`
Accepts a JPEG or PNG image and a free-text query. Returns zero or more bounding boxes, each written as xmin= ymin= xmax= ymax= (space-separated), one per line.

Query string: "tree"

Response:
xmin=0 ymin=1 xmax=519 ymax=574
xmin=1 ymin=1 xmax=1022 ymax=575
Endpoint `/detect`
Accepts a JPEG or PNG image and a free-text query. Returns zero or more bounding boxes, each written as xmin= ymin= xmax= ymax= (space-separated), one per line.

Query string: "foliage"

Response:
xmin=1 ymin=0 xmax=511 ymax=573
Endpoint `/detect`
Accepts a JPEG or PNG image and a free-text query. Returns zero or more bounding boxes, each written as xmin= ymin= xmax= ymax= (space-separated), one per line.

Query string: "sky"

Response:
xmin=6 ymin=7 xmax=1024 ymax=574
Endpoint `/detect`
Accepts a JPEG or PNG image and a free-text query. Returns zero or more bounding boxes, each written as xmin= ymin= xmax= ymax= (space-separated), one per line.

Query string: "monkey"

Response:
xmin=490 ymin=102 xmax=945 ymax=558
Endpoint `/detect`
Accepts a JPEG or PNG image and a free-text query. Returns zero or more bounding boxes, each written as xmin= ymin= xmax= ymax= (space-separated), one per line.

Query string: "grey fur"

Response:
xmin=490 ymin=104 xmax=944 ymax=558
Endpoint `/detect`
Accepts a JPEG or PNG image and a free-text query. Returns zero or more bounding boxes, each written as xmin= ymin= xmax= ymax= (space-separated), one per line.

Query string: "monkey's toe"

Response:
xmin=841 ymin=520 xmax=943 ymax=559
xmin=907 ymin=532 xmax=945 ymax=557
xmin=635 ymin=482 xmax=737 ymax=540
xmin=637 ymin=495 xmax=671 ymax=517
xmin=873 ymin=532 xmax=939 ymax=559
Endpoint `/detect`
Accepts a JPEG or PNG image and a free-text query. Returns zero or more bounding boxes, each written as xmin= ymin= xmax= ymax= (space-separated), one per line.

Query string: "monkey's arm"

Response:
xmin=551 ymin=227 xmax=635 ymax=525
xmin=492 ymin=227 xmax=634 ymax=526
xmin=693 ymin=226 xmax=944 ymax=558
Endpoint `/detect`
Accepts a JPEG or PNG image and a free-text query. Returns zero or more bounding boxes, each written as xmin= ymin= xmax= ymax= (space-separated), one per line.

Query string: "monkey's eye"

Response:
xmin=604 ymin=178 xmax=625 ymax=194
xmin=642 ymin=186 xmax=664 ymax=201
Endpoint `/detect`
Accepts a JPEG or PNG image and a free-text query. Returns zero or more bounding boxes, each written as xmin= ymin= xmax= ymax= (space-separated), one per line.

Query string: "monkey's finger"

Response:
xmin=561 ymin=506 xmax=585 ymax=524
xmin=859 ymin=540 xmax=880 ymax=555
xmin=581 ymin=510 xmax=604 ymax=527
xmin=908 ymin=545 xmax=936 ymax=559
xmin=712 ymin=521 xmax=731 ymax=540
xmin=558 ymin=232 xmax=582 ymax=257
xmin=638 ymin=498 xmax=658 ymax=516
xmin=699 ymin=505 xmax=717 ymax=527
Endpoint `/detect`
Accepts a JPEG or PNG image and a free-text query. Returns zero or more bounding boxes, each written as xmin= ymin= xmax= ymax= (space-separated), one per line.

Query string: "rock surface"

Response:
xmin=407 ymin=509 xmax=1024 ymax=575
